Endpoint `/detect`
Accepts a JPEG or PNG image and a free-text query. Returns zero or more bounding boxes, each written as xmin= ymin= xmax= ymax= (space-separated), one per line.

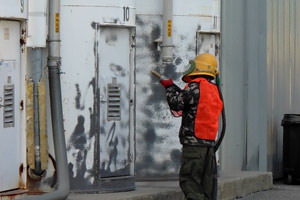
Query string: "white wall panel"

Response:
xmin=0 ymin=0 xmax=27 ymax=19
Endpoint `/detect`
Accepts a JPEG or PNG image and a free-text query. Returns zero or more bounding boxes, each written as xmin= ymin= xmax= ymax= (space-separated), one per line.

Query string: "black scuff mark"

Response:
xmin=68 ymin=22 xmax=102 ymax=186
xmin=69 ymin=77 xmax=101 ymax=189
xmin=145 ymin=69 xmax=165 ymax=105
xmin=196 ymin=35 xmax=205 ymax=53
xmin=105 ymin=33 xmax=118 ymax=45
xmin=151 ymin=24 xmax=161 ymax=42
xmin=215 ymin=43 xmax=220 ymax=56
xmin=136 ymin=16 xmax=145 ymax=26
xmin=143 ymin=154 xmax=154 ymax=164
xmin=69 ymin=25 xmax=102 ymax=187
xmin=142 ymin=107 xmax=154 ymax=118
xmin=170 ymin=149 xmax=181 ymax=172
xmin=136 ymin=149 xmax=181 ymax=177
xmin=144 ymin=61 xmax=180 ymax=111
xmin=140 ymin=34 xmax=150 ymax=47
xmin=69 ymin=116 xmax=86 ymax=149
xmin=188 ymin=44 xmax=195 ymax=52
xmin=142 ymin=86 xmax=148 ymax=93
xmin=136 ymin=17 xmax=182 ymax=177
xmin=142 ymin=121 xmax=165 ymax=150
xmin=180 ymin=34 xmax=187 ymax=41
xmin=91 ymin=21 xmax=100 ymax=30
xmin=136 ymin=120 xmax=161 ymax=174
xmin=110 ymin=63 xmax=126 ymax=77
xmin=121 ymin=136 xmax=127 ymax=148
xmin=107 ymin=139 xmax=118 ymax=173
xmin=153 ymin=122 xmax=173 ymax=129
xmin=75 ymin=84 xmax=85 ymax=110
xmin=75 ymin=84 xmax=81 ymax=109
xmin=163 ymin=63 xmax=181 ymax=80
xmin=106 ymin=122 xmax=116 ymax=144
xmin=144 ymin=127 xmax=156 ymax=150
xmin=174 ymin=57 xmax=183 ymax=65
xmin=74 ymin=81 xmax=94 ymax=111
xmin=100 ymin=163 xmax=130 ymax=178
xmin=149 ymin=24 xmax=161 ymax=63
xmin=100 ymin=122 xmax=130 ymax=177
xmin=67 ymin=115 xmax=90 ymax=189
xmin=100 ymin=126 xmax=105 ymax=135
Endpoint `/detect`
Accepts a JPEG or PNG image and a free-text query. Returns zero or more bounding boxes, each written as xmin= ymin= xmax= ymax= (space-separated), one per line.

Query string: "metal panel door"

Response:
xmin=99 ymin=27 xmax=133 ymax=178
xmin=0 ymin=20 xmax=22 ymax=192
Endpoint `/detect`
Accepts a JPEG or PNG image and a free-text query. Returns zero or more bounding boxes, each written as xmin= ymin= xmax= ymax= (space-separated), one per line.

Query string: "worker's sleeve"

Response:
xmin=165 ymin=83 xmax=198 ymax=111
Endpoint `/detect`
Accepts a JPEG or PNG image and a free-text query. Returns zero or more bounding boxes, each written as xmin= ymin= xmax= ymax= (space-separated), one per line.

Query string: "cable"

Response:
xmin=215 ymin=76 xmax=226 ymax=152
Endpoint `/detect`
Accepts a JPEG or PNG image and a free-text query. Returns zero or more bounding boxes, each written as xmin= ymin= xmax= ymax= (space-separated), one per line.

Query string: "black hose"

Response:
xmin=215 ymin=82 xmax=226 ymax=152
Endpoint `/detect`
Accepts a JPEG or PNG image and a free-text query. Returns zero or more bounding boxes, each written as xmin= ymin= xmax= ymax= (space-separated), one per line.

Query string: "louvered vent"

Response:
xmin=107 ymin=83 xmax=121 ymax=121
xmin=3 ymin=84 xmax=14 ymax=128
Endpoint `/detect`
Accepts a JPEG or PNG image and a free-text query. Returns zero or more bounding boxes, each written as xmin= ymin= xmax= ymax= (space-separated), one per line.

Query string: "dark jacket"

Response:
xmin=165 ymin=78 xmax=222 ymax=146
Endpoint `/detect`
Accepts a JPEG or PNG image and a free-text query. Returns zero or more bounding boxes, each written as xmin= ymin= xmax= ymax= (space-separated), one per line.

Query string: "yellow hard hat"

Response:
xmin=182 ymin=53 xmax=219 ymax=83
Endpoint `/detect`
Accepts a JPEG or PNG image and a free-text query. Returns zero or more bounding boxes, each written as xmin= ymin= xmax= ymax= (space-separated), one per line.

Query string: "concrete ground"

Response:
xmin=239 ymin=181 xmax=300 ymax=200
xmin=67 ymin=171 xmax=273 ymax=200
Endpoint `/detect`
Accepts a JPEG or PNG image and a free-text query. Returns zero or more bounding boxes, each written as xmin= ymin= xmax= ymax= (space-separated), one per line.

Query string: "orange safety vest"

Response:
xmin=192 ymin=78 xmax=223 ymax=140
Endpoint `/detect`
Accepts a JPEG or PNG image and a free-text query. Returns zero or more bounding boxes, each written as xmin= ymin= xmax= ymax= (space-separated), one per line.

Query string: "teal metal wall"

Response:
xmin=221 ymin=0 xmax=268 ymax=173
xmin=266 ymin=0 xmax=300 ymax=178
xmin=222 ymin=0 xmax=300 ymax=178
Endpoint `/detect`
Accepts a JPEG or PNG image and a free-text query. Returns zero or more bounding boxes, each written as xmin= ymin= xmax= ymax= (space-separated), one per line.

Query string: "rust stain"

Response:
xmin=0 ymin=164 xmax=27 ymax=199
xmin=18 ymin=164 xmax=25 ymax=189
xmin=38 ymin=80 xmax=48 ymax=170
xmin=0 ymin=189 xmax=27 ymax=199
xmin=27 ymin=190 xmax=45 ymax=195
xmin=25 ymin=79 xmax=35 ymax=170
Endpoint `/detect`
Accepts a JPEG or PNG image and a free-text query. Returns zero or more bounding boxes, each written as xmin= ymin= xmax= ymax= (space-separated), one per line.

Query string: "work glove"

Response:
xmin=170 ymin=109 xmax=182 ymax=117
xmin=160 ymin=78 xmax=173 ymax=88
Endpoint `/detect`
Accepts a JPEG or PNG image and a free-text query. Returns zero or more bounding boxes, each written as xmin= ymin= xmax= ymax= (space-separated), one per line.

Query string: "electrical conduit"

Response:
xmin=161 ymin=0 xmax=173 ymax=64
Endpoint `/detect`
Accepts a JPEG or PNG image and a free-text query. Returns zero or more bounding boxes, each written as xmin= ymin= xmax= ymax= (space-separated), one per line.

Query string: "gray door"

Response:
xmin=99 ymin=27 xmax=133 ymax=178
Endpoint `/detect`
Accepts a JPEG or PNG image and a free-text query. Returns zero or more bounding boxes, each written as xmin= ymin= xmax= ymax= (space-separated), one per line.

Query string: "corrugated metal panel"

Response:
xmin=266 ymin=0 xmax=300 ymax=178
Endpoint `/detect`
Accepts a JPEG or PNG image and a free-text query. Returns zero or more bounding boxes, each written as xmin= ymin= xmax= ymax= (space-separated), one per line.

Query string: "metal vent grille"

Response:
xmin=107 ymin=83 xmax=121 ymax=121
xmin=3 ymin=84 xmax=14 ymax=128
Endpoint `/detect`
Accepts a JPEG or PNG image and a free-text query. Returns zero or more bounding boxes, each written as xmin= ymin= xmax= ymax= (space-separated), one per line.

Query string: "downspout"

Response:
xmin=21 ymin=0 xmax=70 ymax=199
xmin=161 ymin=0 xmax=173 ymax=64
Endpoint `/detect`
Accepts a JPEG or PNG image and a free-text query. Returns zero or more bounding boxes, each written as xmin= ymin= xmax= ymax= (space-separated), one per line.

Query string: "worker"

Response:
xmin=159 ymin=53 xmax=223 ymax=200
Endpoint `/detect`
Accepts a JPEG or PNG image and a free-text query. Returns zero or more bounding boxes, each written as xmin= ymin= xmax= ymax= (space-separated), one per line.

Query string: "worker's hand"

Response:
xmin=160 ymin=78 xmax=173 ymax=88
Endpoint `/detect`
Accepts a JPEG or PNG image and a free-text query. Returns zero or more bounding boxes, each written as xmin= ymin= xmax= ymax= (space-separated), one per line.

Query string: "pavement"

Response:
xmin=239 ymin=181 xmax=300 ymax=200
xmin=67 ymin=171 xmax=273 ymax=200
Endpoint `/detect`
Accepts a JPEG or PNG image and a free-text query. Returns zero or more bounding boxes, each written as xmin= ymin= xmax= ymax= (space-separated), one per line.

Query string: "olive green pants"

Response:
xmin=179 ymin=145 xmax=217 ymax=200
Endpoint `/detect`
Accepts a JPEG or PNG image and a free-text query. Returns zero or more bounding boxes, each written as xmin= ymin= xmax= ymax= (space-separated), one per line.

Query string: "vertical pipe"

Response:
xmin=21 ymin=0 xmax=70 ymax=199
xmin=33 ymin=80 xmax=42 ymax=174
xmin=161 ymin=0 xmax=173 ymax=64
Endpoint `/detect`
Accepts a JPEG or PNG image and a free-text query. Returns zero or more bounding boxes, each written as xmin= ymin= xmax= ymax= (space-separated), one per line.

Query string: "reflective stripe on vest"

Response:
xmin=192 ymin=78 xmax=223 ymax=140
